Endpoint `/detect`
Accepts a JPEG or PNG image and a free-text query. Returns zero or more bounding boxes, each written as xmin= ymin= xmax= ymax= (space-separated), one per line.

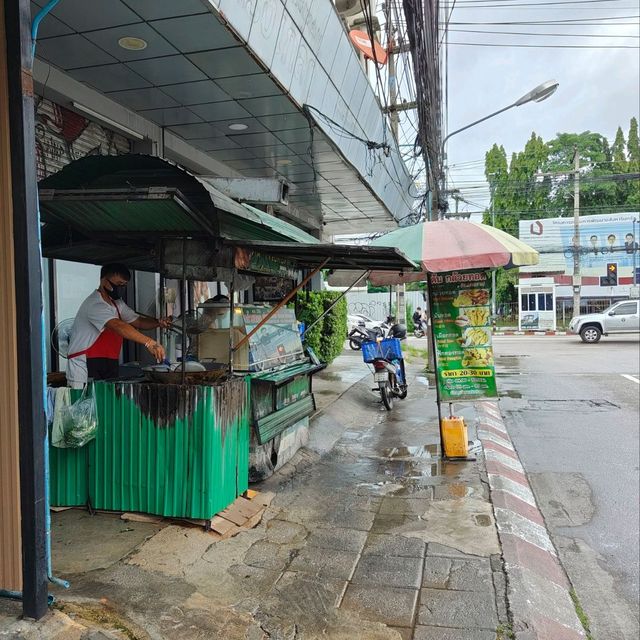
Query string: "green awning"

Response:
xmin=39 ymin=154 xmax=319 ymax=267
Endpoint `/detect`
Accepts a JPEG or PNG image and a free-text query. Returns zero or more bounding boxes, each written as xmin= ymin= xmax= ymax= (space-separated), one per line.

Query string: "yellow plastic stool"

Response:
xmin=441 ymin=416 xmax=468 ymax=458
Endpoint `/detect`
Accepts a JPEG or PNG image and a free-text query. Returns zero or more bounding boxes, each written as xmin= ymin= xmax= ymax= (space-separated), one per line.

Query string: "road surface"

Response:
xmin=494 ymin=334 xmax=640 ymax=640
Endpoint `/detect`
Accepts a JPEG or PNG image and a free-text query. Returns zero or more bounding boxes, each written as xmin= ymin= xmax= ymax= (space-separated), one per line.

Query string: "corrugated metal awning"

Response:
xmin=39 ymin=155 xmax=320 ymax=268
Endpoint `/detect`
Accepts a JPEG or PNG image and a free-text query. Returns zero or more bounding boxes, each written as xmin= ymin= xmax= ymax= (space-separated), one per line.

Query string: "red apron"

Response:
xmin=68 ymin=306 xmax=123 ymax=361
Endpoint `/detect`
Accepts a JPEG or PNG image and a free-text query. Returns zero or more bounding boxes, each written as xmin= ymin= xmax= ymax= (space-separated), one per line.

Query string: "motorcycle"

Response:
xmin=362 ymin=335 xmax=408 ymax=411
xmin=412 ymin=323 xmax=425 ymax=338
xmin=349 ymin=316 xmax=407 ymax=350
xmin=348 ymin=324 xmax=383 ymax=350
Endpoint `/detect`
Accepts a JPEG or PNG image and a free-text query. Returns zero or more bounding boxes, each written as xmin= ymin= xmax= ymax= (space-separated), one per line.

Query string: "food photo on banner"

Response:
xmin=429 ymin=270 xmax=497 ymax=401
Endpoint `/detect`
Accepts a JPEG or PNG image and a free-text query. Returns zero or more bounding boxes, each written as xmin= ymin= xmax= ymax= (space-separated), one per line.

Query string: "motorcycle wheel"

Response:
xmin=379 ymin=379 xmax=394 ymax=410
xmin=349 ymin=338 xmax=362 ymax=350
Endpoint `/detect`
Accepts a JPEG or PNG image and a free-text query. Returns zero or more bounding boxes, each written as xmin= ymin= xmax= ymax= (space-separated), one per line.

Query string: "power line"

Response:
xmin=448 ymin=16 xmax=640 ymax=23
xmin=444 ymin=28 xmax=640 ymax=37
xmin=448 ymin=40 xmax=639 ymax=47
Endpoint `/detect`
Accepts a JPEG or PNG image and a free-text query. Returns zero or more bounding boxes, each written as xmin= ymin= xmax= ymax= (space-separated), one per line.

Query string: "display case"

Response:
xmin=194 ymin=304 xmax=324 ymax=479
xmin=195 ymin=304 xmax=305 ymax=372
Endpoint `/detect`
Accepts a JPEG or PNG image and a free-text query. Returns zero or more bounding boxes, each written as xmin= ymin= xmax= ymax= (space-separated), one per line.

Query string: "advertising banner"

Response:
xmin=519 ymin=212 xmax=639 ymax=276
xmin=430 ymin=270 xmax=497 ymax=401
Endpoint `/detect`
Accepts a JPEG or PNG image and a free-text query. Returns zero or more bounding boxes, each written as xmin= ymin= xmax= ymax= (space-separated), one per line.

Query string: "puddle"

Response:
xmin=415 ymin=376 xmax=430 ymax=386
xmin=499 ymin=389 xmax=523 ymax=398
xmin=379 ymin=445 xmax=439 ymax=459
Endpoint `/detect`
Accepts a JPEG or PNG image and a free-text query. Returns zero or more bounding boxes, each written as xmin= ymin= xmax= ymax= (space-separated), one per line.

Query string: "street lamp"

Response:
xmin=439 ymin=80 xmax=559 ymax=167
xmin=437 ymin=80 xmax=559 ymax=316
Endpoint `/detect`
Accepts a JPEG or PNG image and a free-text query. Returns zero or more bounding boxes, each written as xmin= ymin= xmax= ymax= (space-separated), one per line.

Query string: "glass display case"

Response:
xmin=195 ymin=304 xmax=305 ymax=372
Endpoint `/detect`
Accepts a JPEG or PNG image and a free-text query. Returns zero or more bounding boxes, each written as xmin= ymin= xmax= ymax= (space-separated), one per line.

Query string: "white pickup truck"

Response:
xmin=569 ymin=300 xmax=640 ymax=343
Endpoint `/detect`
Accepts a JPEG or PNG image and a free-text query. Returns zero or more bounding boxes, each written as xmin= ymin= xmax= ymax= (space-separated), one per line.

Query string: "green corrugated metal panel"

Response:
xmin=48 ymin=443 xmax=91 ymax=507
xmin=275 ymin=376 xmax=310 ymax=411
xmin=90 ymin=379 xmax=250 ymax=519
xmin=255 ymin=395 xmax=315 ymax=445
xmin=49 ymin=389 xmax=91 ymax=507
xmin=252 ymin=362 xmax=321 ymax=385
xmin=241 ymin=204 xmax=320 ymax=244
xmin=250 ymin=380 xmax=275 ymax=421
xmin=48 ymin=379 xmax=250 ymax=519
xmin=218 ymin=214 xmax=295 ymax=243
xmin=42 ymin=199 xmax=199 ymax=233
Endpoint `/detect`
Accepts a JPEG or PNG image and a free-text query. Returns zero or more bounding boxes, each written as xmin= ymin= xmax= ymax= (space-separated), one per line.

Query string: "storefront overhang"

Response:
xmin=31 ymin=0 xmax=416 ymax=236
xmin=38 ymin=154 xmax=415 ymax=275
xmin=39 ymin=154 xmax=318 ymax=270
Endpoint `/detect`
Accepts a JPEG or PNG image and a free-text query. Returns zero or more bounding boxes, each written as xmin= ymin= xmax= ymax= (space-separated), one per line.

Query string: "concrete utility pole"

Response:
xmin=536 ymin=147 xmax=582 ymax=315
xmin=490 ymin=180 xmax=497 ymax=317
xmin=572 ymin=148 xmax=581 ymax=315
xmin=386 ymin=0 xmax=405 ymax=326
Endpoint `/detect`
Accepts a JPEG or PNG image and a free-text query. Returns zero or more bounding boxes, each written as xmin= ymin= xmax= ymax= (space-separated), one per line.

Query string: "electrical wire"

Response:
xmin=447 ymin=40 xmax=638 ymax=47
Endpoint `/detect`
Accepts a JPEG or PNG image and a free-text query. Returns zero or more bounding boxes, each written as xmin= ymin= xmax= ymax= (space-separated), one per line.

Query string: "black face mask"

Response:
xmin=106 ymin=279 xmax=125 ymax=301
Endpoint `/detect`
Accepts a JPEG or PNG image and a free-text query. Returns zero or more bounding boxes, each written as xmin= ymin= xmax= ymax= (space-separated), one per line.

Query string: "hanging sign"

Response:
xmin=234 ymin=247 xmax=298 ymax=279
xmin=430 ymin=270 xmax=497 ymax=401
xmin=349 ymin=30 xmax=388 ymax=65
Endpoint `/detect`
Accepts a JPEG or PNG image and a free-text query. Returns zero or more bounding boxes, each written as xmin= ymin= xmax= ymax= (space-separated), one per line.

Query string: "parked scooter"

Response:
xmin=363 ymin=335 xmax=408 ymax=410
xmin=412 ymin=323 xmax=425 ymax=338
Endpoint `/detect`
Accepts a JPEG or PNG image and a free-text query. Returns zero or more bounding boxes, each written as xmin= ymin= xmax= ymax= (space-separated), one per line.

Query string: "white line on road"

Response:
xmin=621 ymin=374 xmax=640 ymax=384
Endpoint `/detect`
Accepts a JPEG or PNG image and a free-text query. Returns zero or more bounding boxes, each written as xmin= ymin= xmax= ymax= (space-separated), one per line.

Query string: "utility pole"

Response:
xmin=490 ymin=180 xmax=497 ymax=317
xmin=572 ymin=148 xmax=581 ymax=315
xmin=536 ymin=148 xmax=582 ymax=315
xmin=386 ymin=0 xmax=405 ymax=326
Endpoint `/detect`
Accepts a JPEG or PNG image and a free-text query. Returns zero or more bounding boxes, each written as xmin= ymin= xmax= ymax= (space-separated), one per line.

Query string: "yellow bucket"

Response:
xmin=441 ymin=416 xmax=468 ymax=458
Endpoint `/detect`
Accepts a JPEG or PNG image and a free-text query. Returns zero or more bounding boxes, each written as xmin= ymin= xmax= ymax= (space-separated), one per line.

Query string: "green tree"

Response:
xmin=627 ymin=117 xmax=640 ymax=207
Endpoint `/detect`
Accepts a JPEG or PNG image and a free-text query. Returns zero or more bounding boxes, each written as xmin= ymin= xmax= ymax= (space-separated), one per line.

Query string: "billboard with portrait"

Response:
xmin=519 ymin=212 xmax=639 ymax=277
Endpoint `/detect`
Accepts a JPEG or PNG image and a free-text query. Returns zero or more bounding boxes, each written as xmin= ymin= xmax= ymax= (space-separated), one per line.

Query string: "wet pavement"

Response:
xmin=0 ymin=355 xmax=508 ymax=640
xmin=493 ymin=335 xmax=640 ymax=640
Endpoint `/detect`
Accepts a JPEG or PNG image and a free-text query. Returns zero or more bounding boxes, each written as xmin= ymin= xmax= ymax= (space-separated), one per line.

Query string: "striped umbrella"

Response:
xmin=368 ymin=220 xmax=538 ymax=283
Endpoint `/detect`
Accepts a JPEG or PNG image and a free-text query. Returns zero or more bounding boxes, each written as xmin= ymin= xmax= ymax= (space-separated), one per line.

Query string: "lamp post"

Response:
xmin=437 ymin=80 xmax=559 ymax=220
xmin=436 ymin=80 xmax=559 ymax=321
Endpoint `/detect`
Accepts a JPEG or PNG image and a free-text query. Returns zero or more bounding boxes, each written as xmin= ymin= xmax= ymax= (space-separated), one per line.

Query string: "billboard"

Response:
xmin=519 ymin=212 xmax=639 ymax=277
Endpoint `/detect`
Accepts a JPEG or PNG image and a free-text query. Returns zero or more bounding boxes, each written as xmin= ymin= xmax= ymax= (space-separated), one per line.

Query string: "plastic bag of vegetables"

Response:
xmin=60 ymin=384 xmax=98 ymax=448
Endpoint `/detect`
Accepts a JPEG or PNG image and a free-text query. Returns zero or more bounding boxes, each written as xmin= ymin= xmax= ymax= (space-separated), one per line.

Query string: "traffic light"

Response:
xmin=600 ymin=263 xmax=618 ymax=286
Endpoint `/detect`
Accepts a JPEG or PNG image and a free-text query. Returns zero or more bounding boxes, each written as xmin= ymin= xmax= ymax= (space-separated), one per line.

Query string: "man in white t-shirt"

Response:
xmin=66 ymin=263 xmax=170 ymax=388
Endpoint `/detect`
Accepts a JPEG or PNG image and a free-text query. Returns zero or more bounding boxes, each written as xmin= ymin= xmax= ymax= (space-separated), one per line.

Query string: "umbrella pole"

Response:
xmin=426 ymin=275 xmax=445 ymax=458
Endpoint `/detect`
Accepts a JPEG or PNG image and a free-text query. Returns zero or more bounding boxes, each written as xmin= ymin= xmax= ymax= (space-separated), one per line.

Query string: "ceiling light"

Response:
xmin=118 ymin=36 xmax=148 ymax=51
xmin=276 ymin=159 xmax=292 ymax=165
xmin=228 ymin=123 xmax=249 ymax=131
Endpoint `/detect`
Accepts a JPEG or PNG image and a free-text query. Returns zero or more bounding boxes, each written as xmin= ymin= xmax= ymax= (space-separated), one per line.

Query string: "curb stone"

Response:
xmin=493 ymin=331 xmax=567 ymax=336
xmin=475 ymin=401 xmax=587 ymax=640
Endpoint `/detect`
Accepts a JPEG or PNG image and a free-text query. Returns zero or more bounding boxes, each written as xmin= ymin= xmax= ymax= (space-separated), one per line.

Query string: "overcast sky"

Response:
xmin=442 ymin=0 xmax=639 ymax=216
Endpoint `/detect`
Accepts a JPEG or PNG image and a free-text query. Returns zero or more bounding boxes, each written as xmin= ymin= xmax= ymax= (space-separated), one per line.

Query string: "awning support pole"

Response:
xmin=234 ymin=258 xmax=330 ymax=352
xmin=228 ymin=280 xmax=234 ymax=374
xmin=181 ymin=238 xmax=187 ymax=385
xmin=304 ymin=270 xmax=369 ymax=337
xmin=426 ymin=274 xmax=445 ymax=457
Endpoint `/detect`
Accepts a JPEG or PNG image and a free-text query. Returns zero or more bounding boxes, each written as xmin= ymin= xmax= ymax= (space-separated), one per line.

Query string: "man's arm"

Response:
xmin=104 ymin=318 xmax=165 ymax=362
xmin=130 ymin=316 xmax=160 ymax=330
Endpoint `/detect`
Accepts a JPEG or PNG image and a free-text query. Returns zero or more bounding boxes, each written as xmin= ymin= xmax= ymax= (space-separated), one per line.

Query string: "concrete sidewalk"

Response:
xmin=0 ymin=352 xmax=586 ymax=640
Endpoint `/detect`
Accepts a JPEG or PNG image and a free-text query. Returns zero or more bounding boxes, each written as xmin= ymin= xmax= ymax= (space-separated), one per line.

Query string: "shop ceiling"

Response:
xmin=30 ymin=0 xmax=415 ymax=236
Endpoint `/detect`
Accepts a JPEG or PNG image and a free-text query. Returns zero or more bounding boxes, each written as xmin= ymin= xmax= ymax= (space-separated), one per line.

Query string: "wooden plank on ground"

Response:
xmin=121 ymin=512 xmax=165 ymax=524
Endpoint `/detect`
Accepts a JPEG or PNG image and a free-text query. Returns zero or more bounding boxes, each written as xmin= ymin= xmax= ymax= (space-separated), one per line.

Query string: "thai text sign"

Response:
xmin=430 ymin=270 xmax=497 ymax=401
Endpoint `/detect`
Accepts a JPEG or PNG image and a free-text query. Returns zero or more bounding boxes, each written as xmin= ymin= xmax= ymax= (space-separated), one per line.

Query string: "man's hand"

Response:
xmin=157 ymin=316 xmax=173 ymax=329
xmin=145 ymin=340 xmax=166 ymax=363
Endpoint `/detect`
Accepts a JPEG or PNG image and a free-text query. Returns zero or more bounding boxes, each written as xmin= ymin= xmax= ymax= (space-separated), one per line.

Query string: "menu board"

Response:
xmin=430 ymin=270 xmax=497 ymax=401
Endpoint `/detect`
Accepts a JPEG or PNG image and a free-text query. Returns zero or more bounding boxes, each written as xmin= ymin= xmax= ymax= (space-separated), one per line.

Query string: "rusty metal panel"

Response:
xmin=88 ymin=379 xmax=250 ymax=519
xmin=0 ymin=2 xmax=22 ymax=591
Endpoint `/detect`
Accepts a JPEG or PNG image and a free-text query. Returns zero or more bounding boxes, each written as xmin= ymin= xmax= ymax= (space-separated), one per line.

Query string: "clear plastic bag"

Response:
xmin=60 ymin=384 xmax=98 ymax=448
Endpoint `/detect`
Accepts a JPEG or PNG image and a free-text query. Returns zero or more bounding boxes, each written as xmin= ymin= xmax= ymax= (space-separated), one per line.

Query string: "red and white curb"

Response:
xmin=493 ymin=330 xmax=568 ymax=336
xmin=475 ymin=400 xmax=586 ymax=640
